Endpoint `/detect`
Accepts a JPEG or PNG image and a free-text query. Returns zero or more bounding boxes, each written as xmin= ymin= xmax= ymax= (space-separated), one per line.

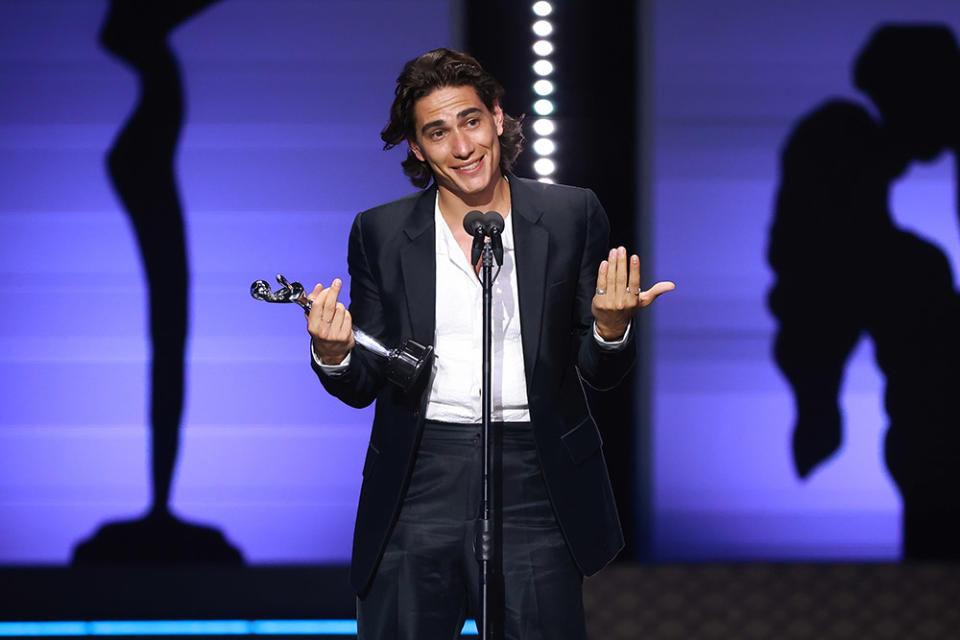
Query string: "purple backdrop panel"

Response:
xmin=650 ymin=0 xmax=960 ymax=560
xmin=0 ymin=0 xmax=454 ymax=564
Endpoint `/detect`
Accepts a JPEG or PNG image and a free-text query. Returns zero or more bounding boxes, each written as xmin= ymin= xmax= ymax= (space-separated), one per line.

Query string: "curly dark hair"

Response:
xmin=380 ymin=48 xmax=524 ymax=188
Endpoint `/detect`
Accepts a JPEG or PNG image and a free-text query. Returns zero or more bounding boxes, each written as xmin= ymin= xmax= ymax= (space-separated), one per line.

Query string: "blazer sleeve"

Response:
xmin=311 ymin=211 xmax=387 ymax=407
xmin=573 ymin=189 xmax=637 ymax=391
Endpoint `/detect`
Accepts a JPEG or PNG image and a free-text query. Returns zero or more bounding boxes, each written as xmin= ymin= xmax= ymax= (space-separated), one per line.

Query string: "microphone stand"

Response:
xmin=463 ymin=210 xmax=505 ymax=640
xmin=476 ymin=234 xmax=504 ymax=640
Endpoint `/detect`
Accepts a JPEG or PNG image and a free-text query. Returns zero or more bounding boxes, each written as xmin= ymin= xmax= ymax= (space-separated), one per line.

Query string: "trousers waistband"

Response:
xmin=425 ymin=420 xmax=532 ymax=427
xmin=423 ymin=420 xmax=535 ymax=445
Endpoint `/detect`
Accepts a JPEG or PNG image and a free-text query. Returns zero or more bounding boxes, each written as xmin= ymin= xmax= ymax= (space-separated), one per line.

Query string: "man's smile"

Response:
xmin=454 ymin=156 xmax=484 ymax=173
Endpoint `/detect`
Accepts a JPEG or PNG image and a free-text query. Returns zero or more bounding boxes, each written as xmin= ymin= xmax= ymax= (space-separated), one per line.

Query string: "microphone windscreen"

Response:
xmin=463 ymin=210 xmax=485 ymax=237
xmin=483 ymin=211 xmax=505 ymax=235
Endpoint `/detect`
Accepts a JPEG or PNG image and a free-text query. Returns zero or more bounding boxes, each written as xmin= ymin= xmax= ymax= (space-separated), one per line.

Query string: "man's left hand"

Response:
xmin=592 ymin=246 xmax=675 ymax=341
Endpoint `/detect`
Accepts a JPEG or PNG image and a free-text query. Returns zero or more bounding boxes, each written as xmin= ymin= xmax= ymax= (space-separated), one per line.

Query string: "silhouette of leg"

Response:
xmin=105 ymin=43 xmax=186 ymax=515
xmin=886 ymin=424 xmax=960 ymax=560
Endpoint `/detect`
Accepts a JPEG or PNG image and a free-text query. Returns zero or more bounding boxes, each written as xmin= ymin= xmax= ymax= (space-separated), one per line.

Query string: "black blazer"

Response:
xmin=313 ymin=175 xmax=635 ymax=595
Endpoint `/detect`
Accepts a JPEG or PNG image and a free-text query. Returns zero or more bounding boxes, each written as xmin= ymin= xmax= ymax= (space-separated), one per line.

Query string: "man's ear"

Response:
xmin=493 ymin=101 xmax=504 ymax=136
xmin=409 ymin=139 xmax=425 ymax=162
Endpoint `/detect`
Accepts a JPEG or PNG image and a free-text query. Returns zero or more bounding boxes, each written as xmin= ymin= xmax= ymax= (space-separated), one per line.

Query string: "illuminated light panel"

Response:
xmin=533 ymin=118 xmax=557 ymax=136
xmin=532 ymin=1 xmax=553 ymax=17
xmin=533 ymin=99 xmax=554 ymax=115
xmin=532 ymin=39 xmax=553 ymax=56
xmin=531 ymin=4 xmax=557 ymax=181
xmin=0 ymin=620 xmax=480 ymax=636
xmin=532 ymin=138 xmax=555 ymax=155
xmin=88 ymin=621 xmax=249 ymax=636
xmin=533 ymin=158 xmax=556 ymax=175
xmin=533 ymin=79 xmax=554 ymax=96
xmin=0 ymin=622 xmax=87 ymax=637
xmin=251 ymin=620 xmax=359 ymax=635
xmin=532 ymin=118 xmax=555 ymax=136
xmin=533 ymin=59 xmax=554 ymax=76
xmin=532 ymin=20 xmax=553 ymax=37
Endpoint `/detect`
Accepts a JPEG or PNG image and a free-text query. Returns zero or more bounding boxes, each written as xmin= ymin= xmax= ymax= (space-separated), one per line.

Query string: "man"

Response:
xmin=306 ymin=48 xmax=673 ymax=639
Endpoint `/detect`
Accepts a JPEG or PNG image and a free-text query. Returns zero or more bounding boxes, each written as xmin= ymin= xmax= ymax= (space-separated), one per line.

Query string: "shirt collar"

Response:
xmin=433 ymin=193 xmax=514 ymax=256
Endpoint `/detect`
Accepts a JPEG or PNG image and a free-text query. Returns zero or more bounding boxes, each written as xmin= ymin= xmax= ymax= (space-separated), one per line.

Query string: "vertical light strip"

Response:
xmin=530 ymin=1 xmax=556 ymax=183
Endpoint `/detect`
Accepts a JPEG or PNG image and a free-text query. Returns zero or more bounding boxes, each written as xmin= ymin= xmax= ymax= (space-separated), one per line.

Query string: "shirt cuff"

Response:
xmin=593 ymin=320 xmax=631 ymax=350
xmin=312 ymin=341 xmax=351 ymax=373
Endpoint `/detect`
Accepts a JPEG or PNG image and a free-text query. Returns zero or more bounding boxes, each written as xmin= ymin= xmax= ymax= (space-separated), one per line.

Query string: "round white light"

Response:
xmin=532 ymin=1 xmax=553 ymax=17
xmin=533 ymin=138 xmax=555 ymax=155
xmin=533 ymin=99 xmax=554 ymax=116
xmin=533 ymin=59 xmax=554 ymax=76
xmin=537 ymin=177 xmax=555 ymax=183
xmin=534 ymin=158 xmax=556 ymax=176
xmin=532 ymin=40 xmax=554 ymax=56
xmin=533 ymin=118 xmax=555 ymax=136
xmin=533 ymin=20 xmax=553 ymax=37
xmin=533 ymin=79 xmax=554 ymax=96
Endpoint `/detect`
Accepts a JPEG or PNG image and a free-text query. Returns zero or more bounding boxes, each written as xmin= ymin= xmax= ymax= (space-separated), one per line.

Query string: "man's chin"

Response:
xmin=441 ymin=177 xmax=496 ymax=199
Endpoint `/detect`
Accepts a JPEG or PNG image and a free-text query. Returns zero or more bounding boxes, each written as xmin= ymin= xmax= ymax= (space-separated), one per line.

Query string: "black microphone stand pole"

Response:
xmin=478 ymin=234 xmax=503 ymax=640
xmin=475 ymin=234 xmax=503 ymax=640
xmin=463 ymin=210 xmax=505 ymax=639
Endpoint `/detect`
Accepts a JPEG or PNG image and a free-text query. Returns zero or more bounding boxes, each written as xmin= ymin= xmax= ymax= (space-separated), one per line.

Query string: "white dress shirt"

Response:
xmin=426 ymin=199 xmax=529 ymax=422
xmin=313 ymin=192 xmax=630 ymax=422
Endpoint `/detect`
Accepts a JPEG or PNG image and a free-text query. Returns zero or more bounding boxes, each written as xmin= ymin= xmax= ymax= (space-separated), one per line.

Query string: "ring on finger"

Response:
xmin=595 ymin=288 xmax=606 ymax=295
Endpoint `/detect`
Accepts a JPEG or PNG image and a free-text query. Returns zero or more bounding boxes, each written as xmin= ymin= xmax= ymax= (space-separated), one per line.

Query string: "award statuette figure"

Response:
xmin=251 ymin=274 xmax=433 ymax=392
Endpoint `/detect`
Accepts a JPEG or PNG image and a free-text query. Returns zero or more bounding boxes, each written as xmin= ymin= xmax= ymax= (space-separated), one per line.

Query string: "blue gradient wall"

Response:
xmin=0 ymin=0 xmax=452 ymax=564
xmin=6 ymin=0 xmax=959 ymax=568
xmin=650 ymin=0 xmax=960 ymax=560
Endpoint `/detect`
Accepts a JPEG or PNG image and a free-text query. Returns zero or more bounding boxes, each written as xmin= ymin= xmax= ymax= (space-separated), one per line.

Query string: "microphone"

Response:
xmin=481 ymin=210 xmax=505 ymax=237
xmin=462 ymin=210 xmax=505 ymax=266
xmin=483 ymin=211 xmax=504 ymax=267
xmin=463 ymin=210 xmax=505 ymax=237
xmin=463 ymin=210 xmax=486 ymax=238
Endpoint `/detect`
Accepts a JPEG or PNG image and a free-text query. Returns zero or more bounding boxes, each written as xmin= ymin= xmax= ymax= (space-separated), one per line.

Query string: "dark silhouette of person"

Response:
xmin=769 ymin=24 xmax=960 ymax=560
xmin=73 ymin=0 xmax=241 ymax=564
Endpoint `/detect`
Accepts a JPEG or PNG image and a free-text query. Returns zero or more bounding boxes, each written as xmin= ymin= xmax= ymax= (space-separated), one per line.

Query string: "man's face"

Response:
xmin=409 ymin=85 xmax=504 ymax=202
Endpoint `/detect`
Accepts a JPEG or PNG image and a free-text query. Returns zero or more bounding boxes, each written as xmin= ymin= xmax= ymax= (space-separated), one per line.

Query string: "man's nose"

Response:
xmin=451 ymin=131 xmax=474 ymax=158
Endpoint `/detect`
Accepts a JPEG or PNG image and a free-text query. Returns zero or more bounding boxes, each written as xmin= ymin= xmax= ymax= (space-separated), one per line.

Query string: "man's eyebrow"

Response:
xmin=457 ymin=107 xmax=482 ymax=119
xmin=420 ymin=108 xmax=483 ymax=136
xmin=420 ymin=119 xmax=445 ymax=135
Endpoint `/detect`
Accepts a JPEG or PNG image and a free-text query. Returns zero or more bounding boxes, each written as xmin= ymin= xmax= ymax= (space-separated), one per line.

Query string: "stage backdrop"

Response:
xmin=0 ymin=0 xmax=453 ymax=564
xmin=6 ymin=0 xmax=960 ymax=569
xmin=649 ymin=0 xmax=960 ymax=560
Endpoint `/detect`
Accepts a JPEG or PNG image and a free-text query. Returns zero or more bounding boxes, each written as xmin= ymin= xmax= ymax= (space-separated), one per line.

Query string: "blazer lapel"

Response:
xmin=509 ymin=177 xmax=548 ymax=384
xmin=399 ymin=188 xmax=437 ymax=345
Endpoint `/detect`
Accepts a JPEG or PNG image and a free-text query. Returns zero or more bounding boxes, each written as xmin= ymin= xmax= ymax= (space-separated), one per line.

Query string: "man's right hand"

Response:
xmin=307 ymin=278 xmax=355 ymax=365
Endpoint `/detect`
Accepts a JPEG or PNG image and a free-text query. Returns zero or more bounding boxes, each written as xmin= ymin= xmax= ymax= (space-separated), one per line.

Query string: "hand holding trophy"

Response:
xmin=250 ymin=274 xmax=433 ymax=392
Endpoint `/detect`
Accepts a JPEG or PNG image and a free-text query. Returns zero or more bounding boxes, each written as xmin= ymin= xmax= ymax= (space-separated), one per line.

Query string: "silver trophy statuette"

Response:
xmin=250 ymin=274 xmax=433 ymax=392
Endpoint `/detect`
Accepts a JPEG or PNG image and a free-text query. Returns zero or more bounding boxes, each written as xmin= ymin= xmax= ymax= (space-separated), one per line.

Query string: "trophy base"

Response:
xmin=72 ymin=509 xmax=244 ymax=566
xmin=386 ymin=340 xmax=434 ymax=392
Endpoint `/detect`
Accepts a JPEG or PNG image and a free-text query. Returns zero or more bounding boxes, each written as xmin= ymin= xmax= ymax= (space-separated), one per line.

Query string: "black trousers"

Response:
xmin=357 ymin=420 xmax=587 ymax=640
